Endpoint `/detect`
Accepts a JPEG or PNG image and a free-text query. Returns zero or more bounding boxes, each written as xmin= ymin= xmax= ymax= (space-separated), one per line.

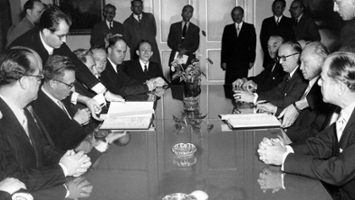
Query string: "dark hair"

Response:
xmin=272 ymin=0 xmax=286 ymax=8
xmin=283 ymin=40 xmax=302 ymax=54
xmin=43 ymin=55 xmax=75 ymax=81
xmin=107 ymin=35 xmax=127 ymax=49
xmin=39 ymin=6 xmax=72 ymax=32
xmin=74 ymin=49 xmax=93 ymax=64
xmin=136 ymin=40 xmax=152 ymax=51
xmin=182 ymin=5 xmax=194 ymax=12
xmin=131 ymin=0 xmax=143 ymax=7
xmin=0 ymin=48 xmax=37 ymax=86
xmin=24 ymin=0 xmax=42 ymax=12
xmin=90 ymin=45 xmax=107 ymax=52
xmin=327 ymin=52 xmax=355 ymax=92
xmin=231 ymin=6 xmax=244 ymax=17
xmin=104 ymin=4 xmax=116 ymax=11
xmin=292 ymin=0 xmax=304 ymax=9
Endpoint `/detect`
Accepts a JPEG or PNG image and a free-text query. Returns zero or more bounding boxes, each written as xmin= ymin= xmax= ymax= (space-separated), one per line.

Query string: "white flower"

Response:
xmin=171 ymin=65 xmax=176 ymax=72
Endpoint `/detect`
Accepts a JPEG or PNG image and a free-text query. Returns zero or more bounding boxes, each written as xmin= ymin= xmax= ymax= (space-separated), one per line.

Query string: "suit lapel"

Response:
xmin=339 ymin=108 xmax=355 ymax=148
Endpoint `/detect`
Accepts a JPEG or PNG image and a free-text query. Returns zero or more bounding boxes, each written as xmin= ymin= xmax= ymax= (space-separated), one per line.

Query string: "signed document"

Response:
xmin=220 ymin=113 xmax=280 ymax=129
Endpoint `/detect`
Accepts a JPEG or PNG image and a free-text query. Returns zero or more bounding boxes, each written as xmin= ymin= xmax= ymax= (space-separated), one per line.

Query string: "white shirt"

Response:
xmin=134 ymin=14 xmax=142 ymax=21
xmin=139 ymin=59 xmax=149 ymax=72
xmin=106 ymin=20 xmax=113 ymax=29
xmin=274 ymin=15 xmax=283 ymax=24
xmin=39 ymin=32 xmax=54 ymax=55
xmin=235 ymin=21 xmax=243 ymax=31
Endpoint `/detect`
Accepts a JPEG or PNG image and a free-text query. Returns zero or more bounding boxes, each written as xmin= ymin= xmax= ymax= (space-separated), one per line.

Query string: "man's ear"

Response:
xmin=42 ymin=28 xmax=51 ymax=37
xmin=136 ymin=50 xmax=140 ymax=56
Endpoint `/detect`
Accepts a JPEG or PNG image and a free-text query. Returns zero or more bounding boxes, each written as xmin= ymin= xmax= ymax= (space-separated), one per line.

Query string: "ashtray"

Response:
xmin=172 ymin=143 xmax=196 ymax=157
xmin=173 ymin=155 xmax=197 ymax=167
xmin=162 ymin=193 xmax=197 ymax=200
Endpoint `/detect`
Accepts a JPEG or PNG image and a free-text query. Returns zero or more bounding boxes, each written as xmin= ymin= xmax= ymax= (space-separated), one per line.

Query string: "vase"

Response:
xmin=183 ymin=79 xmax=201 ymax=110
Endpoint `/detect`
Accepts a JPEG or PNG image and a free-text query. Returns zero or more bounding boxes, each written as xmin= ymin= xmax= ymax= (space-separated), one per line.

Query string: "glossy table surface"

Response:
xmin=32 ymin=85 xmax=333 ymax=200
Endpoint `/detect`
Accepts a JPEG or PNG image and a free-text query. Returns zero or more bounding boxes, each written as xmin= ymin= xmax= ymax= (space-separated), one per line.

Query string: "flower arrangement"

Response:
xmin=170 ymin=58 xmax=206 ymax=82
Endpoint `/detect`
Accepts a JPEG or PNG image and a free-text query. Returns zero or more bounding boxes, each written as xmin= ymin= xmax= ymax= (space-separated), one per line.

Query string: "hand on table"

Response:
xmin=73 ymin=108 xmax=91 ymax=125
xmin=104 ymin=91 xmax=125 ymax=102
xmin=60 ymin=150 xmax=92 ymax=177
xmin=232 ymin=78 xmax=247 ymax=88
xmin=256 ymin=102 xmax=277 ymax=114
xmin=84 ymin=98 xmax=103 ymax=121
xmin=257 ymin=137 xmax=286 ymax=165
xmin=278 ymin=104 xmax=300 ymax=128
xmin=258 ymin=166 xmax=284 ymax=193
xmin=0 ymin=178 xmax=26 ymax=195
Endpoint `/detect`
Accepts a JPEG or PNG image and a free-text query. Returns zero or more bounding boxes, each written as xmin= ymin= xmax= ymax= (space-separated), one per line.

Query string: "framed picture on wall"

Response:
xmin=53 ymin=0 xmax=105 ymax=35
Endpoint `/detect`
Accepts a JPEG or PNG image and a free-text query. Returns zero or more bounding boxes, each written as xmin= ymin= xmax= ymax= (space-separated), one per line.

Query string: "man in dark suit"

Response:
xmin=90 ymin=4 xmax=124 ymax=47
xmin=260 ymin=0 xmax=295 ymax=67
xmin=101 ymin=36 xmax=165 ymax=98
xmin=278 ymin=42 xmax=335 ymax=142
xmin=8 ymin=6 xmax=124 ymax=106
xmin=290 ymin=0 xmax=320 ymax=41
xmin=235 ymin=41 xmax=308 ymax=116
xmin=167 ymin=4 xmax=200 ymax=82
xmin=333 ymin=0 xmax=355 ymax=51
xmin=0 ymin=48 xmax=91 ymax=192
xmin=258 ymin=51 xmax=355 ymax=200
xmin=233 ymin=35 xmax=286 ymax=92
xmin=221 ymin=6 xmax=256 ymax=99
xmin=124 ymin=40 xmax=166 ymax=84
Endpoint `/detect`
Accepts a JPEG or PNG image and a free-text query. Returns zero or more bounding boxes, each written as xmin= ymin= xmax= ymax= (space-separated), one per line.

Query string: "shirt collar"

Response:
xmin=139 ymin=59 xmax=149 ymax=71
xmin=106 ymin=20 xmax=113 ymax=28
xmin=235 ymin=21 xmax=243 ymax=28
xmin=274 ymin=15 xmax=283 ymax=22
xmin=289 ymin=65 xmax=299 ymax=78
xmin=134 ymin=14 xmax=142 ymax=21
xmin=39 ymin=32 xmax=54 ymax=55
xmin=41 ymin=86 xmax=62 ymax=107
xmin=308 ymin=75 xmax=319 ymax=88
xmin=296 ymin=14 xmax=303 ymax=22
xmin=107 ymin=58 xmax=118 ymax=73
xmin=340 ymin=100 xmax=355 ymax=125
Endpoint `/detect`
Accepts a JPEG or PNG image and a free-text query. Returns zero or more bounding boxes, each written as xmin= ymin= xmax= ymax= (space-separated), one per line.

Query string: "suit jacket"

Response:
xmin=258 ymin=67 xmax=308 ymax=115
xmin=340 ymin=18 xmax=355 ymax=51
xmin=294 ymin=14 xmax=320 ymax=41
xmin=285 ymin=107 xmax=355 ymax=199
xmin=6 ymin=17 xmax=34 ymax=47
xmin=286 ymin=81 xmax=336 ymax=142
xmin=221 ymin=22 xmax=256 ymax=83
xmin=123 ymin=12 xmax=161 ymax=65
xmin=32 ymin=90 xmax=87 ymax=151
xmin=167 ymin=21 xmax=200 ymax=67
xmin=8 ymin=27 xmax=100 ymax=90
xmin=0 ymin=98 xmax=65 ymax=192
xmin=250 ymin=60 xmax=286 ymax=92
xmin=124 ymin=60 xmax=165 ymax=84
xmin=90 ymin=20 xmax=124 ymax=47
xmin=100 ymin=60 xmax=149 ymax=97
xmin=260 ymin=16 xmax=295 ymax=57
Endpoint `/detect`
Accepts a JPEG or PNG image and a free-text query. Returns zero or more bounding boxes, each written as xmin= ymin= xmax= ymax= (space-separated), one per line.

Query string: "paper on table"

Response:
xmin=174 ymin=52 xmax=188 ymax=64
xmin=219 ymin=113 xmax=280 ymax=129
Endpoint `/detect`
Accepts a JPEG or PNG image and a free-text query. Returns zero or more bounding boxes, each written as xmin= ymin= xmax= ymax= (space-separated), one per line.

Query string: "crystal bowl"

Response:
xmin=162 ymin=193 xmax=197 ymax=200
xmin=172 ymin=143 xmax=196 ymax=157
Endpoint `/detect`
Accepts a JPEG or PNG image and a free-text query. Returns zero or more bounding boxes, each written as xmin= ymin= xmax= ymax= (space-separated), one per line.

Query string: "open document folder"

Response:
xmin=100 ymin=102 xmax=154 ymax=130
xmin=219 ymin=113 xmax=281 ymax=129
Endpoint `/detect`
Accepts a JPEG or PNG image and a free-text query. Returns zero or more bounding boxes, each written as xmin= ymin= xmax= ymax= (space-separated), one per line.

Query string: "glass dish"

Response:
xmin=172 ymin=143 xmax=196 ymax=157
xmin=162 ymin=193 xmax=197 ymax=200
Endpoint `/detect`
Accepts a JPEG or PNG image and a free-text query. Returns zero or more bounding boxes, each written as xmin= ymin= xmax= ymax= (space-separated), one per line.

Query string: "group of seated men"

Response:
xmin=232 ymin=33 xmax=355 ymax=199
xmin=0 ymin=5 xmax=168 ymax=200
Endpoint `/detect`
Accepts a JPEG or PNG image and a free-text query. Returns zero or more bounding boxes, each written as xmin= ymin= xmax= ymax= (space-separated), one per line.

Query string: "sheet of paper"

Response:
xmin=107 ymin=102 xmax=154 ymax=117
xmin=220 ymin=113 xmax=280 ymax=129
xmin=174 ymin=52 xmax=188 ymax=64
xmin=101 ymin=116 xmax=152 ymax=130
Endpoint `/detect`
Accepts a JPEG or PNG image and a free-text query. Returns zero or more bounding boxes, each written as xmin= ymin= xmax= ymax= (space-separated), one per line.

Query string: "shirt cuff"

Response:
xmin=281 ymin=145 xmax=294 ymax=171
xmin=70 ymin=92 xmax=79 ymax=105
xmin=91 ymin=83 xmax=106 ymax=94
xmin=95 ymin=140 xmax=109 ymax=152
xmin=59 ymin=163 xmax=68 ymax=177
xmin=281 ymin=173 xmax=286 ymax=189
xmin=63 ymin=183 xmax=69 ymax=198
xmin=253 ymin=93 xmax=258 ymax=104
xmin=93 ymin=93 xmax=106 ymax=106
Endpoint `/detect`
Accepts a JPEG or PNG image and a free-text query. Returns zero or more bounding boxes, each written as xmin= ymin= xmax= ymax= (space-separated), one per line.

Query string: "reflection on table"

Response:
xmin=30 ymin=85 xmax=332 ymax=200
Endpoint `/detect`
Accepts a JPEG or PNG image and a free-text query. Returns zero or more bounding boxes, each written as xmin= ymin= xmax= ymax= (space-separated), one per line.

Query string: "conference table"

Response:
xmin=33 ymin=85 xmax=333 ymax=200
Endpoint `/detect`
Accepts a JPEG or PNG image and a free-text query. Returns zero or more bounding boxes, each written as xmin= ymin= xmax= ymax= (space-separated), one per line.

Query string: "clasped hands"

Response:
xmin=257 ymin=136 xmax=286 ymax=166
xmin=258 ymin=166 xmax=284 ymax=194
xmin=233 ymin=78 xmax=257 ymax=92
xmin=59 ymin=150 xmax=92 ymax=177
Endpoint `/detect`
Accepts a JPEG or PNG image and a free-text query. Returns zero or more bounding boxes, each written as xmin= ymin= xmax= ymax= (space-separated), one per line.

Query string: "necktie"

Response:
xmin=336 ymin=115 xmax=346 ymax=141
xmin=144 ymin=65 xmax=148 ymax=75
xmin=276 ymin=17 xmax=280 ymax=25
xmin=285 ymin=74 xmax=291 ymax=83
xmin=58 ymin=100 xmax=72 ymax=119
xmin=181 ymin=22 xmax=187 ymax=44
xmin=236 ymin=24 xmax=240 ymax=36
xmin=110 ymin=22 xmax=113 ymax=29
xmin=138 ymin=15 xmax=141 ymax=22
xmin=294 ymin=19 xmax=298 ymax=26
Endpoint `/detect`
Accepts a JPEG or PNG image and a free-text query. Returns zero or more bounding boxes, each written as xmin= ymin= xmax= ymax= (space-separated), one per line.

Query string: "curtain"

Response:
xmin=0 ymin=0 xmax=12 ymax=53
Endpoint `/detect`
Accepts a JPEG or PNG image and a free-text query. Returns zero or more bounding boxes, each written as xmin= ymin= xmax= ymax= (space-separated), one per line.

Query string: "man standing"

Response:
xmin=8 ymin=6 xmax=124 ymax=106
xmin=290 ymin=0 xmax=320 ymax=41
xmin=123 ymin=0 xmax=161 ymax=66
xmin=258 ymin=51 xmax=355 ymax=200
xmin=221 ymin=6 xmax=256 ymax=98
xmin=167 ymin=4 xmax=200 ymax=81
xmin=90 ymin=4 xmax=124 ymax=47
xmin=260 ymin=0 xmax=294 ymax=67
xmin=6 ymin=0 xmax=45 ymax=46
xmin=0 ymin=48 xmax=91 ymax=192
xmin=333 ymin=0 xmax=355 ymax=51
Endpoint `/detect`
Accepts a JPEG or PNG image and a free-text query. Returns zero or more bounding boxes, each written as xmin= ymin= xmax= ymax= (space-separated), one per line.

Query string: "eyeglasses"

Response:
xmin=54 ymin=79 xmax=75 ymax=89
xmin=276 ymin=53 xmax=299 ymax=62
xmin=25 ymin=73 xmax=44 ymax=81
xmin=52 ymin=32 xmax=69 ymax=40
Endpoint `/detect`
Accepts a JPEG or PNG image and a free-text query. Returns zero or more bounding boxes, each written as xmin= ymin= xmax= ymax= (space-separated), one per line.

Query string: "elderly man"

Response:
xmin=258 ymin=51 xmax=355 ymax=200
xmin=101 ymin=36 xmax=165 ymax=98
xmin=0 ymin=48 xmax=91 ymax=191
xmin=8 ymin=6 xmax=124 ymax=106
xmin=124 ymin=40 xmax=166 ymax=83
xmin=278 ymin=42 xmax=335 ymax=142
xmin=333 ymin=0 xmax=355 ymax=51
xmin=90 ymin=4 xmax=124 ymax=47
xmin=91 ymin=46 xmax=107 ymax=76
xmin=260 ymin=0 xmax=295 ymax=67
xmin=6 ymin=0 xmax=45 ymax=46
xmin=290 ymin=0 xmax=320 ymax=41
xmin=234 ymin=41 xmax=308 ymax=116
xmin=233 ymin=35 xmax=286 ymax=92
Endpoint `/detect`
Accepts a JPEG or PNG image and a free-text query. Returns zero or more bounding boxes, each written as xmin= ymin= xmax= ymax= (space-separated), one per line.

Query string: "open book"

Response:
xmin=219 ymin=113 xmax=280 ymax=129
xmin=100 ymin=102 xmax=154 ymax=130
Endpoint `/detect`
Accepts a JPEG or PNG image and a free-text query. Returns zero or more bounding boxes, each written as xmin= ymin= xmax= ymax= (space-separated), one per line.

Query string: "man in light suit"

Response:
xmin=124 ymin=40 xmax=166 ymax=84
xmin=234 ymin=41 xmax=308 ymax=116
xmin=167 ymin=4 xmax=200 ymax=82
xmin=258 ymin=51 xmax=355 ymax=200
xmin=90 ymin=4 xmax=124 ymax=47
xmin=290 ymin=0 xmax=320 ymax=41
xmin=221 ymin=6 xmax=256 ymax=99
xmin=260 ymin=0 xmax=295 ymax=67
xmin=0 ymin=48 xmax=91 ymax=192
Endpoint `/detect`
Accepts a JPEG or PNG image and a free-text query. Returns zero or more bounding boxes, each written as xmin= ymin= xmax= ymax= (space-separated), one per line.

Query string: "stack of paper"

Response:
xmin=219 ymin=113 xmax=280 ymax=129
xmin=100 ymin=102 xmax=154 ymax=130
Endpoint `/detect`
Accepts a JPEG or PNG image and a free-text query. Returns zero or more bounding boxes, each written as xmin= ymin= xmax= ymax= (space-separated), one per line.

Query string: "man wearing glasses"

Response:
xmin=234 ymin=41 xmax=308 ymax=116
